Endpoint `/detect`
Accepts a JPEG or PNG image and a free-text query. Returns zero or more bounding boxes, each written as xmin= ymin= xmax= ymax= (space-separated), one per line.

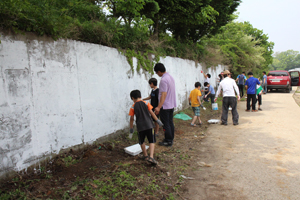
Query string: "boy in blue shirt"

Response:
xmin=245 ymin=72 xmax=260 ymax=112
xmin=204 ymin=82 xmax=215 ymax=104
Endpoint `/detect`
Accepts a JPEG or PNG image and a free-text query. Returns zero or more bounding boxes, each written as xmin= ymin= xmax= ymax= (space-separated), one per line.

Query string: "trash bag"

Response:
xmin=174 ymin=112 xmax=192 ymax=120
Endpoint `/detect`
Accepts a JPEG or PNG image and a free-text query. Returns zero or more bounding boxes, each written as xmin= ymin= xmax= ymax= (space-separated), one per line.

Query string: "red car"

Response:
xmin=267 ymin=70 xmax=300 ymax=93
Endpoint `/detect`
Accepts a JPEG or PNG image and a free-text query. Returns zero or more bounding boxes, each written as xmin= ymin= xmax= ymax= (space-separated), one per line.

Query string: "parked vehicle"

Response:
xmin=267 ymin=70 xmax=298 ymax=93
xmin=289 ymin=70 xmax=300 ymax=88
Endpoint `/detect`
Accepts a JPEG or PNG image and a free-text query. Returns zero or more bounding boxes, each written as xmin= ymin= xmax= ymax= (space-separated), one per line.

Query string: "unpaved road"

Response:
xmin=184 ymin=87 xmax=300 ymax=200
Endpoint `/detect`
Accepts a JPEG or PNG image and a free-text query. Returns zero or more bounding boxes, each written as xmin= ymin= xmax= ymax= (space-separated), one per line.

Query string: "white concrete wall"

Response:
xmin=0 ymin=32 xmax=225 ymax=178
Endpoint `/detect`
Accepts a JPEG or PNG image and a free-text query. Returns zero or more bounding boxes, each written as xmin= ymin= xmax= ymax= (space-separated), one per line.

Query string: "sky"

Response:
xmin=236 ymin=0 xmax=300 ymax=53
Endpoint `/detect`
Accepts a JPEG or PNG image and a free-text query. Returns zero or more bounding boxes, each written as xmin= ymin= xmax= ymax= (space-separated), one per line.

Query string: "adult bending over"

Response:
xmin=214 ymin=70 xmax=240 ymax=125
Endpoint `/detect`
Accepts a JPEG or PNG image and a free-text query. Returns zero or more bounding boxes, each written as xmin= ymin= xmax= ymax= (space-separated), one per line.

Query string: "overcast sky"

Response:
xmin=236 ymin=0 xmax=300 ymax=53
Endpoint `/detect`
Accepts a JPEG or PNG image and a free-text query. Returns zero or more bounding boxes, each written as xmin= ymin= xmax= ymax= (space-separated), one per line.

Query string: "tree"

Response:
xmin=242 ymin=22 xmax=274 ymax=72
xmin=150 ymin=0 xmax=240 ymax=42
xmin=104 ymin=0 xmax=159 ymax=26
xmin=205 ymin=21 xmax=274 ymax=75
xmin=270 ymin=50 xmax=300 ymax=71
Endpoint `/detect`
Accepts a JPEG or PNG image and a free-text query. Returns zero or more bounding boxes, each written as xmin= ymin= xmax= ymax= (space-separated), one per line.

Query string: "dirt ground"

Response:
xmin=183 ymin=86 xmax=300 ymax=200
xmin=1 ymin=87 xmax=299 ymax=200
xmin=0 ymin=99 xmax=222 ymax=199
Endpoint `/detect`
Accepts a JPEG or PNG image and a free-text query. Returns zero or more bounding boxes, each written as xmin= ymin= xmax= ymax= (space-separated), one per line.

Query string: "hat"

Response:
xmin=223 ymin=70 xmax=231 ymax=75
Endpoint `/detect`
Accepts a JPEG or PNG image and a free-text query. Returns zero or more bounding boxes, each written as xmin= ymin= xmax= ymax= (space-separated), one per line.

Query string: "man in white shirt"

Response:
xmin=214 ymin=70 xmax=240 ymax=125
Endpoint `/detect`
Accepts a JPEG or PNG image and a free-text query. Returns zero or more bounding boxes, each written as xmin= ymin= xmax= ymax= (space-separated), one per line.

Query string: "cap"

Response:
xmin=223 ymin=70 xmax=231 ymax=75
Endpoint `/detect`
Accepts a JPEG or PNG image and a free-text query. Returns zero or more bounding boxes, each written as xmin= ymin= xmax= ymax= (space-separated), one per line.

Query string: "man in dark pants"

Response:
xmin=154 ymin=63 xmax=177 ymax=147
xmin=214 ymin=70 xmax=240 ymax=125
xmin=245 ymin=72 xmax=260 ymax=112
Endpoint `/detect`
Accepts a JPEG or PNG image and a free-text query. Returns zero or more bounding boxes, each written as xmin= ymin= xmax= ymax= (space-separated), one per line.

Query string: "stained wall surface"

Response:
xmin=0 ymin=33 xmax=225 ymax=178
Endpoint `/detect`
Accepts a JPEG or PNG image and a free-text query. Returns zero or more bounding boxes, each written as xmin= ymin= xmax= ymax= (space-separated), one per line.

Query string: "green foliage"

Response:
xmin=269 ymin=50 xmax=300 ymax=71
xmin=0 ymin=0 xmax=104 ymax=38
xmin=150 ymin=0 xmax=240 ymax=42
xmin=105 ymin=0 xmax=159 ymax=26
xmin=204 ymin=20 xmax=274 ymax=75
xmin=63 ymin=156 xmax=78 ymax=167
xmin=0 ymin=188 xmax=26 ymax=200
xmin=0 ymin=0 xmax=274 ymax=75
xmin=124 ymin=49 xmax=160 ymax=73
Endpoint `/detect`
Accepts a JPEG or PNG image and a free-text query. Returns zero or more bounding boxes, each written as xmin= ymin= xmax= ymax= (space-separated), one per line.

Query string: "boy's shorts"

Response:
xmin=192 ymin=106 xmax=200 ymax=117
xmin=138 ymin=128 xmax=156 ymax=145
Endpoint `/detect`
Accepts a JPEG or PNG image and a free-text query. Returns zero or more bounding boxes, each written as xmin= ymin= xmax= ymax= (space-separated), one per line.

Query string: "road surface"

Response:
xmin=184 ymin=87 xmax=300 ymax=200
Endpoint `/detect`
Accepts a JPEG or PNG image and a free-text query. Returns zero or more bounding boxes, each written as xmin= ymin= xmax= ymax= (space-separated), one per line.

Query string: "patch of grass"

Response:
xmin=0 ymin=188 xmax=27 ymax=200
xmin=63 ymin=156 xmax=79 ymax=167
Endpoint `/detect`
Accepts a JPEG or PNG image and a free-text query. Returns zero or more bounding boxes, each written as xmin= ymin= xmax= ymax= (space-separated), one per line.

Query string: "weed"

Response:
xmin=63 ymin=156 xmax=78 ymax=167
xmin=89 ymin=166 xmax=97 ymax=171
xmin=45 ymin=174 xmax=53 ymax=179
xmin=167 ymin=193 xmax=176 ymax=200
xmin=179 ymin=154 xmax=189 ymax=160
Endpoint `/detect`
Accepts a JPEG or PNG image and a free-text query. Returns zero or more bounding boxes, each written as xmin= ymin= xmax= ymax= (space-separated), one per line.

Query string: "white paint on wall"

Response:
xmin=0 ymin=32 xmax=225 ymax=178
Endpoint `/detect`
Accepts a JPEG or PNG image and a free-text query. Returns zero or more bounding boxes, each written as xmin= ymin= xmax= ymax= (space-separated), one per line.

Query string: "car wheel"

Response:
xmin=286 ymin=88 xmax=290 ymax=93
xmin=290 ymin=86 xmax=292 ymax=91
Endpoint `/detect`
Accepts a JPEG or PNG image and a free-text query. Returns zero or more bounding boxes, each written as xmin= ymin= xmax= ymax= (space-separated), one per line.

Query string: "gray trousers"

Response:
xmin=221 ymin=97 xmax=239 ymax=124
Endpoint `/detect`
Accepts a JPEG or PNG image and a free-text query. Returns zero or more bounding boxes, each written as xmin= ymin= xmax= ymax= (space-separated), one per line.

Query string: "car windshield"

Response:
xmin=268 ymin=72 xmax=289 ymax=76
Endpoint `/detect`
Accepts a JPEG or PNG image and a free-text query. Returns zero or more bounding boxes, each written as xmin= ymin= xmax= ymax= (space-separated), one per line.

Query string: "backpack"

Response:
xmin=238 ymin=74 xmax=244 ymax=85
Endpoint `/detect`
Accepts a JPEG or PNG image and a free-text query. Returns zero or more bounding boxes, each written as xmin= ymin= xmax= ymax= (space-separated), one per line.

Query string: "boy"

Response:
xmin=204 ymin=82 xmax=215 ymax=104
xmin=129 ymin=90 xmax=163 ymax=165
xmin=201 ymin=71 xmax=211 ymax=83
xmin=204 ymin=82 xmax=209 ymax=102
xmin=189 ymin=82 xmax=202 ymax=126
xmin=143 ymin=78 xmax=160 ymax=136
xmin=256 ymin=79 xmax=263 ymax=111
xmin=236 ymin=72 xmax=247 ymax=98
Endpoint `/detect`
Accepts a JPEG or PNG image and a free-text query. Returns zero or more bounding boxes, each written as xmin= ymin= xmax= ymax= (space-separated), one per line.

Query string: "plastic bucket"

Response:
xmin=212 ymin=103 xmax=218 ymax=110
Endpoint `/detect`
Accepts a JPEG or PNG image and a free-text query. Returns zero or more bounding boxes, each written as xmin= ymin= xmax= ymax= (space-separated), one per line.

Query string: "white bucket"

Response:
xmin=212 ymin=103 xmax=218 ymax=110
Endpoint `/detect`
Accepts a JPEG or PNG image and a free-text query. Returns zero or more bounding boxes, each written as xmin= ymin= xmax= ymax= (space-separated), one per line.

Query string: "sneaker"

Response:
xmin=233 ymin=123 xmax=239 ymax=126
xmin=252 ymin=110 xmax=258 ymax=112
xmin=158 ymin=141 xmax=173 ymax=147
xmin=258 ymin=108 xmax=262 ymax=111
xmin=245 ymin=109 xmax=250 ymax=112
xmin=221 ymin=122 xmax=227 ymax=126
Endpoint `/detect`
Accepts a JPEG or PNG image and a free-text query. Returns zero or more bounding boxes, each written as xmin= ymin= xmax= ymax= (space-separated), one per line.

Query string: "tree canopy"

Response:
xmin=202 ymin=20 xmax=274 ymax=76
xmin=0 ymin=0 xmax=274 ymax=74
xmin=269 ymin=50 xmax=300 ymax=71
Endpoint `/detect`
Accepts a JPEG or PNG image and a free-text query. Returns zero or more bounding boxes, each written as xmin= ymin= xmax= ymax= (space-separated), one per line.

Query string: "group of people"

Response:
xmin=128 ymin=63 xmax=176 ymax=165
xmin=128 ymin=63 xmax=265 ymax=165
xmin=215 ymin=70 xmax=265 ymax=125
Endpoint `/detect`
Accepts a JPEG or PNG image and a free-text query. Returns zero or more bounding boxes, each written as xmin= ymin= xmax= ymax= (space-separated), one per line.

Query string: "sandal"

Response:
xmin=147 ymin=157 xmax=158 ymax=165
xmin=138 ymin=154 xmax=149 ymax=160
xmin=190 ymin=123 xmax=197 ymax=127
